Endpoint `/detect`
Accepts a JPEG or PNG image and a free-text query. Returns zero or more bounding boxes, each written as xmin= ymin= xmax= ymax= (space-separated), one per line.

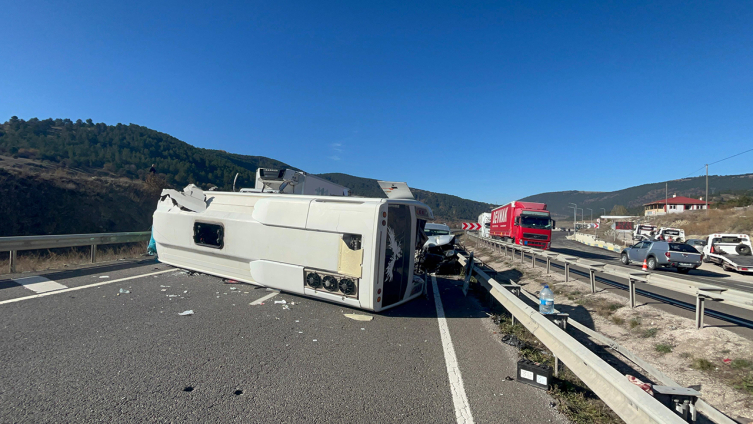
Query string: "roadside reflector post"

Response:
xmin=695 ymin=295 xmax=706 ymax=329
xmin=90 ymin=244 xmax=97 ymax=263
xmin=589 ymin=268 xmax=596 ymax=294
xmin=546 ymin=256 xmax=551 ymax=274
xmin=9 ymin=250 xmax=17 ymax=273
xmin=565 ymin=262 xmax=570 ymax=282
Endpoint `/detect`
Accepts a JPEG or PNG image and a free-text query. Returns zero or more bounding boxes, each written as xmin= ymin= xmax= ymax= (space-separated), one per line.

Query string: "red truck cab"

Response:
xmin=490 ymin=201 xmax=554 ymax=250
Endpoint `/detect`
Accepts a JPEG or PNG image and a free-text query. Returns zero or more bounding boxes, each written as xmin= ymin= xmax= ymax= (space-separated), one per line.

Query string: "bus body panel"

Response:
xmin=153 ymin=187 xmax=432 ymax=311
xmin=489 ymin=201 xmax=552 ymax=249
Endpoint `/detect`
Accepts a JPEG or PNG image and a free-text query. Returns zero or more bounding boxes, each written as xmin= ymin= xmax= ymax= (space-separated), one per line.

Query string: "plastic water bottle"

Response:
xmin=539 ymin=285 xmax=554 ymax=314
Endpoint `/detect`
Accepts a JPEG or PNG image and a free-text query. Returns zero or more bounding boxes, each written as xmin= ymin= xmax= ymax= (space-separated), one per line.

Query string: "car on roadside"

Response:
xmin=685 ymin=238 xmax=707 ymax=253
xmin=620 ymin=240 xmax=702 ymax=274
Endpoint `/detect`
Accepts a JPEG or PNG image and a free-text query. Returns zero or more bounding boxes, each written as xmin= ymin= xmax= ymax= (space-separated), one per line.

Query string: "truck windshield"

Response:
xmin=663 ymin=230 xmax=681 ymax=236
xmin=520 ymin=216 xmax=552 ymax=230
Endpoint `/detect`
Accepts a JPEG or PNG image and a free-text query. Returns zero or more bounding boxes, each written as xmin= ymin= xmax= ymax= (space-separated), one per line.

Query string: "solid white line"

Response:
xmin=249 ymin=291 xmax=280 ymax=305
xmin=12 ymin=276 xmax=67 ymax=293
xmin=431 ymin=275 xmax=474 ymax=424
xmin=0 ymin=269 xmax=175 ymax=306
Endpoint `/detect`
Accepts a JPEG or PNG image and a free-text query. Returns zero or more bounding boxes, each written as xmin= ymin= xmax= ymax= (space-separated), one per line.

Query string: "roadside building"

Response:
xmin=644 ymin=195 xmax=710 ymax=216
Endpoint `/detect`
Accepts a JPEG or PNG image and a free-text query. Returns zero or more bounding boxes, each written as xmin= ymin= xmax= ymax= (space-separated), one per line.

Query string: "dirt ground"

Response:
xmin=463 ymin=239 xmax=753 ymax=423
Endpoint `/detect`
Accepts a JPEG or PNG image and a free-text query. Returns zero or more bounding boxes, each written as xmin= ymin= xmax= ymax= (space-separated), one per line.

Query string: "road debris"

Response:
xmin=178 ymin=310 xmax=194 ymax=316
xmin=274 ymin=300 xmax=287 ymax=305
xmin=99 ymin=276 xmax=110 ymax=279
xmin=118 ymin=288 xmax=130 ymax=294
xmin=282 ymin=305 xmax=290 ymax=310
xmin=343 ymin=313 xmax=373 ymax=322
xmin=223 ymin=279 xmax=240 ymax=284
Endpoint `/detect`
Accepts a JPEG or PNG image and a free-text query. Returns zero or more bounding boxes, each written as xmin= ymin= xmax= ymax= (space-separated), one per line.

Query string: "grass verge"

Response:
xmin=0 ymin=242 xmax=148 ymax=275
xmin=496 ymin=314 xmax=623 ymax=424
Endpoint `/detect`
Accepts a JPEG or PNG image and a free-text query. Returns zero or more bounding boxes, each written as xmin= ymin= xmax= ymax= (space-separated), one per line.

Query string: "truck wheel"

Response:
xmin=620 ymin=253 xmax=629 ymax=265
xmin=701 ymin=254 xmax=709 ymax=263
xmin=722 ymin=262 xmax=732 ymax=272
xmin=647 ymin=256 xmax=657 ymax=270
xmin=736 ymin=244 xmax=752 ymax=256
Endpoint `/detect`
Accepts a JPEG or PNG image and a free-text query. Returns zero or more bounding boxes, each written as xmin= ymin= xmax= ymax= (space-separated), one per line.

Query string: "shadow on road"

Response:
xmin=0 ymin=258 xmax=160 ymax=290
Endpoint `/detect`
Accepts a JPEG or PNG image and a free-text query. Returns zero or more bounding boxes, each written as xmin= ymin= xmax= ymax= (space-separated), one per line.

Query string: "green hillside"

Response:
xmin=318 ymin=173 xmax=494 ymax=221
xmin=0 ymin=117 xmax=492 ymax=235
xmin=522 ymin=175 xmax=753 ymax=219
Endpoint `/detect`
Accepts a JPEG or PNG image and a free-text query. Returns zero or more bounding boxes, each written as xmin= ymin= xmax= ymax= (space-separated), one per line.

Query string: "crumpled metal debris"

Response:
xmin=178 ymin=310 xmax=194 ymax=316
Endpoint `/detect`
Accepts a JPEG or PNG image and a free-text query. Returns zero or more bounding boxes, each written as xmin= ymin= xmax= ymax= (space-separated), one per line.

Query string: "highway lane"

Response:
xmin=550 ymin=232 xmax=753 ymax=293
xmin=0 ymin=261 xmax=566 ymax=423
xmin=471 ymin=233 xmax=753 ymax=339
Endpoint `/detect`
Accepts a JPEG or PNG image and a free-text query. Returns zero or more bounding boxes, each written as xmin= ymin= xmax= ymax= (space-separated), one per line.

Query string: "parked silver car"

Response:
xmin=685 ymin=239 xmax=707 ymax=253
xmin=620 ymin=241 xmax=702 ymax=274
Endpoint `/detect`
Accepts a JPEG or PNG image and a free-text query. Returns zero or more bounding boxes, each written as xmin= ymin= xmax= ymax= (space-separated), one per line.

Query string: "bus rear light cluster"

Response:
xmin=304 ymin=270 xmax=359 ymax=298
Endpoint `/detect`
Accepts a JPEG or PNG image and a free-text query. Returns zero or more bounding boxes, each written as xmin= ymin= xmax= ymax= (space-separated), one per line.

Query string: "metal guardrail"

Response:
xmin=456 ymin=253 xmax=687 ymax=424
xmin=466 ymin=233 xmax=753 ymax=330
xmin=1 ymin=231 xmax=151 ymax=273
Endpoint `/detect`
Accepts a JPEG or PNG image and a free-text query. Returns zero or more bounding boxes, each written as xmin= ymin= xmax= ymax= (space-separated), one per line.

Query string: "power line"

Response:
xmin=682 ymin=147 xmax=753 ymax=178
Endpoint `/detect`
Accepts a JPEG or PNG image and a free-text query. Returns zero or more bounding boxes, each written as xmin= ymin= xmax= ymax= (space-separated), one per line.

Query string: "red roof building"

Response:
xmin=644 ymin=195 xmax=710 ymax=216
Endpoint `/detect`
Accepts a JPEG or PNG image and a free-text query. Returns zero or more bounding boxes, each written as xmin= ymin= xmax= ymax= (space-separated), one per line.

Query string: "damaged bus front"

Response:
xmin=152 ymin=183 xmax=434 ymax=312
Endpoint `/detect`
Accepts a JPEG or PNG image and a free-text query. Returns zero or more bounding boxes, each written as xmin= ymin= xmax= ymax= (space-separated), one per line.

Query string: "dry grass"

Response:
xmin=495 ymin=314 xmax=622 ymax=424
xmin=0 ymin=242 xmax=148 ymax=275
xmin=645 ymin=209 xmax=753 ymax=238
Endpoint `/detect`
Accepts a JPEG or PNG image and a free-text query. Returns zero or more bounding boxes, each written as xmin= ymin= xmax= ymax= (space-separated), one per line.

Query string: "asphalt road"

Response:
xmin=0 ymin=260 xmax=567 ymax=423
xmin=541 ymin=232 xmax=753 ymax=339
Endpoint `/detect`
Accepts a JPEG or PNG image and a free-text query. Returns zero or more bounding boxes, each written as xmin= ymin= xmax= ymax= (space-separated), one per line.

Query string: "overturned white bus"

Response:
xmin=152 ymin=182 xmax=434 ymax=312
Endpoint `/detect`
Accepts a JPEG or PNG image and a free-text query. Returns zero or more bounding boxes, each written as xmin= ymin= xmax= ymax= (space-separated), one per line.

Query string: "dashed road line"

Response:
xmin=0 ymin=269 xmax=175 ymax=305
xmin=431 ymin=275 xmax=474 ymax=424
xmin=249 ymin=291 xmax=280 ymax=305
xmin=12 ymin=276 xmax=67 ymax=293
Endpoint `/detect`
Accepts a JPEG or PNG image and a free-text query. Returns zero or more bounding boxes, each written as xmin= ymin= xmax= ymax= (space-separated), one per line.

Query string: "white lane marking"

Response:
xmin=250 ymin=291 xmax=280 ymax=305
xmin=0 ymin=269 xmax=175 ymax=306
xmin=12 ymin=276 xmax=67 ymax=293
xmin=431 ymin=275 xmax=474 ymax=424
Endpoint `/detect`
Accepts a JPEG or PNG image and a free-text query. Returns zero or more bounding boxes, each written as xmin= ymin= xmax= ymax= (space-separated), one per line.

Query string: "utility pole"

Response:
xmin=600 ymin=208 xmax=606 ymax=217
xmin=569 ymin=203 xmax=577 ymax=231
xmin=587 ymin=208 xmax=593 ymax=222
xmin=705 ymin=164 xmax=709 ymax=212
xmin=665 ymin=182 xmax=668 ymax=215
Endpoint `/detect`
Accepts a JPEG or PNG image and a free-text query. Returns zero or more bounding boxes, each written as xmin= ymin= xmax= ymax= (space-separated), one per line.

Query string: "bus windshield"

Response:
xmin=520 ymin=216 xmax=552 ymax=230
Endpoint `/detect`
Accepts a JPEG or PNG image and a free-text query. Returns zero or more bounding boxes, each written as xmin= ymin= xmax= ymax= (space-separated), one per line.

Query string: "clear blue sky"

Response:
xmin=2 ymin=1 xmax=751 ymax=204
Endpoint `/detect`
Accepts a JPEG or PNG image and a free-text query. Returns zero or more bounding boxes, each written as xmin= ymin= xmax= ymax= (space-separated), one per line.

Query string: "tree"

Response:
xmin=610 ymin=205 xmax=629 ymax=215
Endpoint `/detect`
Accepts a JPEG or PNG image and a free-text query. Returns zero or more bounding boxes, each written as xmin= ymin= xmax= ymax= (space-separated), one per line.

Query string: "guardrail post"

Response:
xmin=554 ymin=355 xmax=560 ymax=377
xmin=463 ymin=252 xmax=474 ymax=296
xmin=589 ymin=269 xmax=596 ymax=293
xmin=628 ymin=277 xmax=636 ymax=308
xmin=565 ymin=262 xmax=570 ymax=282
xmin=90 ymin=244 xmax=97 ymax=263
xmin=520 ymin=248 xmax=524 ymax=263
xmin=695 ymin=295 xmax=706 ymax=329
xmin=531 ymin=251 xmax=535 ymax=267
xmin=9 ymin=250 xmax=17 ymax=273
xmin=546 ymin=256 xmax=551 ymax=274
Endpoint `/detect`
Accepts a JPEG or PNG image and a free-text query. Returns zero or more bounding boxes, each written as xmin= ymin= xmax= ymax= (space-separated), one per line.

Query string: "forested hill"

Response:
xmin=521 ymin=174 xmax=753 ymax=219
xmin=0 ymin=116 xmax=292 ymax=190
xmin=318 ymin=173 xmax=494 ymax=221
xmin=0 ymin=117 xmax=493 ymax=228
